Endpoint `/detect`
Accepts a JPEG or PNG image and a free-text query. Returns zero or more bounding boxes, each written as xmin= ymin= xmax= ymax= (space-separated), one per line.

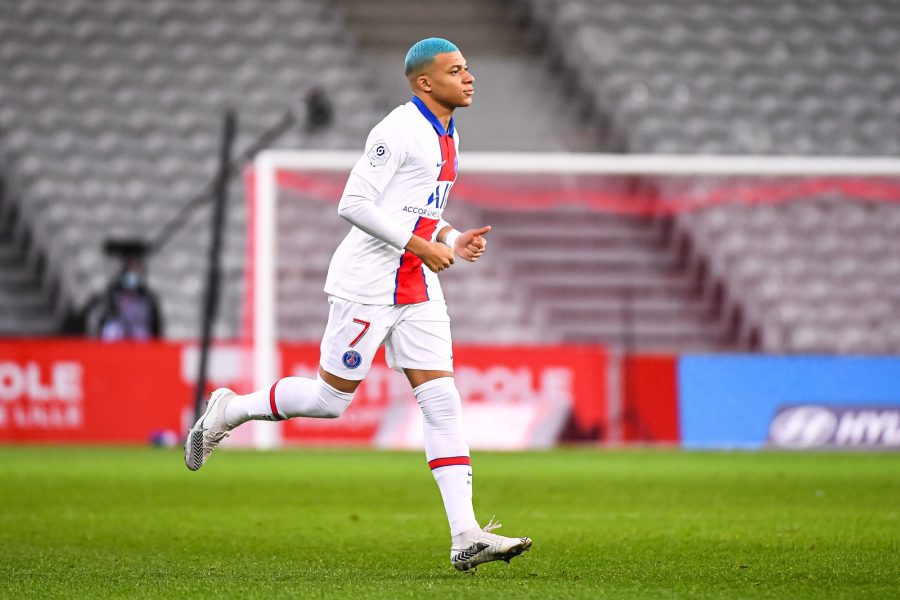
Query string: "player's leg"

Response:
xmin=220 ymin=365 xmax=358 ymax=425
xmin=185 ymin=297 xmax=388 ymax=471
xmin=389 ymin=301 xmax=532 ymax=570
xmin=406 ymin=368 xmax=477 ymax=535
xmin=184 ymin=371 xmax=358 ymax=471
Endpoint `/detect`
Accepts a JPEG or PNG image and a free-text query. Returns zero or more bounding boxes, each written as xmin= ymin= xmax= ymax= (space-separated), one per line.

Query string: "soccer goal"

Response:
xmin=245 ymin=150 xmax=900 ymax=449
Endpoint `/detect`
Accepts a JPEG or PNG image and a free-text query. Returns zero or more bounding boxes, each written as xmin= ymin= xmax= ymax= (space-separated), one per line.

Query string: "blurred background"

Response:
xmin=1 ymin=0 xmax=899 ymax=450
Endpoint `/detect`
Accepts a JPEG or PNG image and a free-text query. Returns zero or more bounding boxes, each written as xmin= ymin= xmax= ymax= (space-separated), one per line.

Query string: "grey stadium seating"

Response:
xmin=675 ymin=195 xmax=900 ymax=353
xmin=521 ymin=0 xmax=900 ymax=155
xmin=2 ymin=0 xmax=900 ymax=354
xmin=516 ymin=0 xmax=900 ymax=353
xmin=0 ymin=0 xmax=381 ymax=338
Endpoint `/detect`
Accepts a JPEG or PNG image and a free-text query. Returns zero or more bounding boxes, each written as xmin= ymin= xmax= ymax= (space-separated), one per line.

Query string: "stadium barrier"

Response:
xmin=0 ymin=340 xmax=190 ymax=444
xmin=2 ymin=340 xmax=898 ymax=449
xmin=279 ymin=344 xmax=608 ymax=449
xmin=0 ymin=340 xmax=614 ymax=448
xmin=679 ymin=355 xmax=900 ymax=449
xmin=621 ymin=354 xmax=680 ymax=444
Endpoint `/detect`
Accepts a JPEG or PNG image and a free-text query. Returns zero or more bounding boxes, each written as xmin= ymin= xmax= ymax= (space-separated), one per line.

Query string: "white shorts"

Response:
xmin=319 ymin=296 xmax=453 ymax=380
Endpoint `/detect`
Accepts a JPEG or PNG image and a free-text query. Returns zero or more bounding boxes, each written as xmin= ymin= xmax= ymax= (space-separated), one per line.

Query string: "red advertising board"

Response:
xmin=0 ymin=340 xmax=192 ymax=443
xmin=621 ymin=354 xmax=680 ymax=443
xmin=280 ymin=344 xmax=608 ymax=448
xmin=0 ymin=340 xmax=618 ymax=447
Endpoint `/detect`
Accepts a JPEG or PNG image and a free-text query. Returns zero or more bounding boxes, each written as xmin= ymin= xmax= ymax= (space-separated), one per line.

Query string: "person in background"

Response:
xmin=83 ymin=240 xmax=164 ymax=340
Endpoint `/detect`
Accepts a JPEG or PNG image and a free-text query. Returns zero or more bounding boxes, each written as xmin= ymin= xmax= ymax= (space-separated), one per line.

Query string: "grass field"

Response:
xmin=0 ymin=447 xmax=897 ymax=599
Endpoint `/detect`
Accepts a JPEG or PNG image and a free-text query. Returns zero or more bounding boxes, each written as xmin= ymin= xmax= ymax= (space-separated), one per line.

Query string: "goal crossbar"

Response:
xmin=256 ymin=150 xmax=900 ymax=177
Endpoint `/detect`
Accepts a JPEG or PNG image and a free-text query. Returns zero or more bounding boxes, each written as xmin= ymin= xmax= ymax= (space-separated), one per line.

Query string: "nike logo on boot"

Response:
xmin=452 ymin=542 xmax=489 ymax=562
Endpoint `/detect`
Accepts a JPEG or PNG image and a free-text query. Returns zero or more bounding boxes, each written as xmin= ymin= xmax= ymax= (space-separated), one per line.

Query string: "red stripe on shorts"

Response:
xmin=394 ymin=216 xmax=439 ymax=304
xmin=269 ymin=379 xmax=285 ymax=420
xmin=428 ymin=456 xmax=471 ymax=470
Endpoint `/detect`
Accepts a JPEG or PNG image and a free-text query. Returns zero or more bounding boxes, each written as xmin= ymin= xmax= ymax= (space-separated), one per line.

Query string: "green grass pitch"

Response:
xmin=0 ymin=447 xmax=897 ymax=599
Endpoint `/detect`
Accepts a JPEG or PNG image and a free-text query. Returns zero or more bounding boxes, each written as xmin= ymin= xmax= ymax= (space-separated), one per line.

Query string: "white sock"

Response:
xmin=224 ymin=375 xmax=353 ymax=428
xmin=414 ymin=377 xmax=480 ymax=539
xmin=435 ymin=465 xmax=480 ymax=545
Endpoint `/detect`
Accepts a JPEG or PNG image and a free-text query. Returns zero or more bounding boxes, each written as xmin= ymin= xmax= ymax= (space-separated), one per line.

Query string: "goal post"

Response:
xmin=246 ymin=150 xmax=900 ymax=449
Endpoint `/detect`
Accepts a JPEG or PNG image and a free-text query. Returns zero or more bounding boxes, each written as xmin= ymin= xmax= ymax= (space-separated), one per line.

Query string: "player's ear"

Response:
xmin=416 ymin=75 xmax=431 ymax=93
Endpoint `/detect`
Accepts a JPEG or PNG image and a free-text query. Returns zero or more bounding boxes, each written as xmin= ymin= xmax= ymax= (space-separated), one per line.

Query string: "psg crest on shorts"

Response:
xmin=342 ymin=350 xmax=362 ymax=369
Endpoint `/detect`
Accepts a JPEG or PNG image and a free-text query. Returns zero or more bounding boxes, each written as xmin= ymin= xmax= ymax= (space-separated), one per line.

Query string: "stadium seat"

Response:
xmin=0 ymin=0 xmax=382 ymax=337
xmin=4 ymin=0 xmax=900 ymax=353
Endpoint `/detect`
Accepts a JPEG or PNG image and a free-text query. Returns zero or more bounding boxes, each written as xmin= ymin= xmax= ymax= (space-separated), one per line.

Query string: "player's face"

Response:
xmin=426 ymin=51 xmax=474 ymax=109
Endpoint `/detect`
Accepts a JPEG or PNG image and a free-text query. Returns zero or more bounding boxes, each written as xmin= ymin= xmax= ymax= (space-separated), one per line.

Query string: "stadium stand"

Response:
xmin=479 ymin=204 xmax=733 ymax=349
xmin=676 ymin=196 xmax=900 ymax=354
xmin=516 ymin=0 xmax=900 ymax=352
xmin=334 ymin=0 xmax=591 ymax=152
xmin=519 ymin=0 xmax=900 ymax=155
xmin=2 ymin=0 xmax=899 ymax=353
xmin=0 ymin=0 xmax=382 ymax=337
xmin=0 ymin=184 xmax=57 ymax=335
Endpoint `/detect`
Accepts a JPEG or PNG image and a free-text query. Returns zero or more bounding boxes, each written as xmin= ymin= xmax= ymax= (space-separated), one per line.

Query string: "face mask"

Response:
xmin=121 ymin=271 xmax=141 ymax=290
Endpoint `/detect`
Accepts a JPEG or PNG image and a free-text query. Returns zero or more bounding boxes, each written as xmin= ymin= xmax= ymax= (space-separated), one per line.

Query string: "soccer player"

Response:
xmin=185 ymin=38 xmax=532 ymax=571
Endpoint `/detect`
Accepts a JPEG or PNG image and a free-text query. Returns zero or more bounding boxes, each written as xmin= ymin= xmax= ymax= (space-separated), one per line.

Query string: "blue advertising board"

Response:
xmin=678 ymin=356 xmax=900 ymax=448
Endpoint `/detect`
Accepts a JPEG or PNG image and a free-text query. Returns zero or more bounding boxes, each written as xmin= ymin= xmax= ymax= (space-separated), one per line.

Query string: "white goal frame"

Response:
xmin=249 ymin=150 xmax=900 ymax=448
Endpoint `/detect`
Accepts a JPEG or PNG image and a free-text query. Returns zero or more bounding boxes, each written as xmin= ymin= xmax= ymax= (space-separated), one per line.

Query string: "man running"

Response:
xmin=185 ymin=37 xmax=532 ymax=572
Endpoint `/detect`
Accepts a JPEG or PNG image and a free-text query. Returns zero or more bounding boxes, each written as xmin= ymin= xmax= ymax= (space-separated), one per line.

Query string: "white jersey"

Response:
xmin=324 ymin=97 xmax=459 ymax=305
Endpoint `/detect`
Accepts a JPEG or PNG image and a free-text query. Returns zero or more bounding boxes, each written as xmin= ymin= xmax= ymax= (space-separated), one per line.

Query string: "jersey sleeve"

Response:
xmin=347 ymin=120 xmax=407 ymax=195
xmin=337 ymin=119 xmax=413 ymax=250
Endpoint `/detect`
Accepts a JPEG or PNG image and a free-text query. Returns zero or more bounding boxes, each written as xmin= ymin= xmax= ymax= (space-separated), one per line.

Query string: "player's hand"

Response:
xmin=454 ymin=225 xmax=491 ymax=262
xmin=406 ymin=236 xmax=455 ymax=273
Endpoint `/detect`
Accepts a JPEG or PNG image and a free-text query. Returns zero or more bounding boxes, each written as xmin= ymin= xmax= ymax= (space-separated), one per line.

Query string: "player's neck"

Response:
xmin=413 ymin=93 xmax=453 ymax=130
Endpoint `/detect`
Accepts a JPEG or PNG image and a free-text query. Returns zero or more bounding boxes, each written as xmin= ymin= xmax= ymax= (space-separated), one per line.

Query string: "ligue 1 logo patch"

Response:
xmin=367 ymin=142 xmax=390 ymax=167
xmin=342 ymin=350 xmax=362 ymax=369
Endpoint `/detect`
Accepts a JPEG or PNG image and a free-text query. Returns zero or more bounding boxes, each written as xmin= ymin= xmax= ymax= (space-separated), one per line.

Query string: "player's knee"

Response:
xmin=315 ymin=376 xmax=354 ymax=419
xmin=414 ymin=377 xmax=461 ymax=425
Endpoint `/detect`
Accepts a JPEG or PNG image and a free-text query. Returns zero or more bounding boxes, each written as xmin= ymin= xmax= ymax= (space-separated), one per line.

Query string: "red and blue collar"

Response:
xmin=411 ymin=95 xmax=455 ymax=137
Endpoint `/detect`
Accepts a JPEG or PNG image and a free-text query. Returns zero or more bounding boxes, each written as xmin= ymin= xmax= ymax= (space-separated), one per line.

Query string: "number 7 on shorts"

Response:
xmin=349 ymin=318 xmax=371 ymax=348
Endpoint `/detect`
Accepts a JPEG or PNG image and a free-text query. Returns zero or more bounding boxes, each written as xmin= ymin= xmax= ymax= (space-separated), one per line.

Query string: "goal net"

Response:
xmin=241 ymin=151 xmax=900 ymax=449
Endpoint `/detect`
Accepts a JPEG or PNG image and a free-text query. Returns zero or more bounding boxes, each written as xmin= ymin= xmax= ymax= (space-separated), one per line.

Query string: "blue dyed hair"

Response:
xmin=404 ymin=37 xmax=459 ymax=77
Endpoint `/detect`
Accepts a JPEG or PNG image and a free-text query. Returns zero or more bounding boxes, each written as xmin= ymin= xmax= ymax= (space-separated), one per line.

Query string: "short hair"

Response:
xmin=404 ymin=37 xmax=459 ymax=77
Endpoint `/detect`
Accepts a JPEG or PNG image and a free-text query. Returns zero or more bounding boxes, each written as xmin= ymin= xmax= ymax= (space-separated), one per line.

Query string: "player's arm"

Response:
xmin=337 ymin=185 xmax=412 ymax=249
xmin=436 ymin=223 xmax=491 ymax=263
xmin=338 ymin=185 xmax=454 ymax=272
xmin=338 ymin=132 xmax=454 ymax=272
